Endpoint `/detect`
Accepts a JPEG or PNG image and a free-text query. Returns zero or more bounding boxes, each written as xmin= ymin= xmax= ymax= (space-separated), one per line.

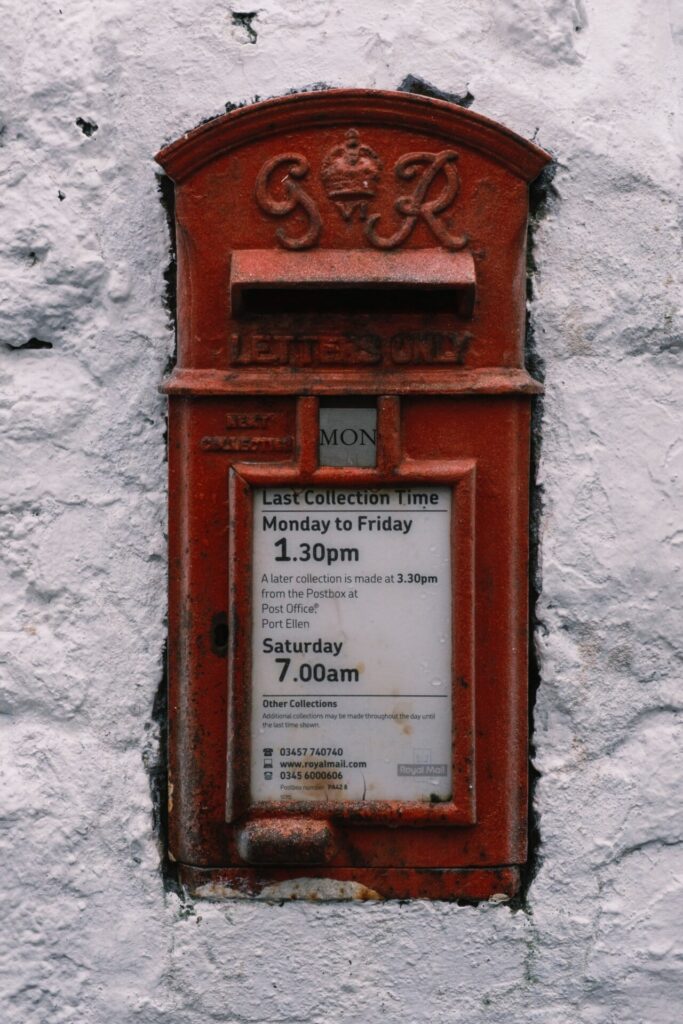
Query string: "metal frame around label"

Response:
xmin=226 ymin=396 xmax=476 ymax=826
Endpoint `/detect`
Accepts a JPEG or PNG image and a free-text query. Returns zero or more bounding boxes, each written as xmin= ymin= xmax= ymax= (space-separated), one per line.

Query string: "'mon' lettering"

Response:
xmin=319 ymin=427 xmax=377 ymax=447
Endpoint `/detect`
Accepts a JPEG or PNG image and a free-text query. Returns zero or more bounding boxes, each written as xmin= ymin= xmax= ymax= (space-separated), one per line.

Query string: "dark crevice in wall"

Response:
xmin=519 ymin=160 xmax=558 ymax=908
xmin=282 ymin=82 xmax=333 ymax=97
xmin=75 ymin=117 xmax=98 ymax=137
xmin=149 ymin=175 xmax=181 ymax=896
xmin=6 ymin=337 xmax=53 ymax=350
xmin=526 ymin=162 xmax=557 ymax=382
xmin=223 ymin=99 xmax=249 ymax=115
xmin=398 ymin=74 xmax=474 ymax=108
xmin=157 ymin=173 xmax=178 ymax=352
xmin=145 ymin=642 xmax=181 ymax=895
xmin=226 ymin=83 xmax=335 ymax=115
xmin=231 ymin=10 xmax=259 ymax=44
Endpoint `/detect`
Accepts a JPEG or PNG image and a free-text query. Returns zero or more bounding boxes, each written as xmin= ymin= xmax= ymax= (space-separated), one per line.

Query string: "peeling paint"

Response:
xmin=195 ymin=878 xmax=382 ymax=902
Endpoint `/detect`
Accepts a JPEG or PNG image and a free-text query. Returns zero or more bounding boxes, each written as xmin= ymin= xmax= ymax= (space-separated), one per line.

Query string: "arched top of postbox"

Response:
xmin=156 ymin=89 xmax=551 ymax=184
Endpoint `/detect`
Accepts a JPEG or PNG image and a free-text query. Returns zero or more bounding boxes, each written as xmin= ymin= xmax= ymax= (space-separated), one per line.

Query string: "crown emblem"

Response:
xmin=321 ymin=129 xmax=382 ymax=221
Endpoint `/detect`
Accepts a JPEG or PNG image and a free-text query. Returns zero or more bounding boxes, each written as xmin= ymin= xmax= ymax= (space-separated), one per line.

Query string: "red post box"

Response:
xmin=156 ymin=90 xmax=550 ymax=900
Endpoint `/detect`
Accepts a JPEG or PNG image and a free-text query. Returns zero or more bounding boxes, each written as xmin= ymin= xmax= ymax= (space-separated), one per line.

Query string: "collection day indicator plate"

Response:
xmin=250 ymin=486 xmax=453 ymax=804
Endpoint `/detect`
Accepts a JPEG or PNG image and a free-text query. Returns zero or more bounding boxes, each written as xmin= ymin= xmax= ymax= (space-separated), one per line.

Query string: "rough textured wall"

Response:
xmin=1 ymin=2 xmax=681 ymax=1022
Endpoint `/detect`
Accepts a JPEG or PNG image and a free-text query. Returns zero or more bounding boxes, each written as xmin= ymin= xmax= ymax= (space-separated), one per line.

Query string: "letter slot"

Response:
xmin=230 ymin=249 xmax=476 ymax=317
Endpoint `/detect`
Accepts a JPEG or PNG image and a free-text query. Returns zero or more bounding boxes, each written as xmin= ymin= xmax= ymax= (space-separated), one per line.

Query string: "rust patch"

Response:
xmin=195 ymin=877 xmax=381 ymax=902
xmin=236 ymin=816 xmax=337 ymax=865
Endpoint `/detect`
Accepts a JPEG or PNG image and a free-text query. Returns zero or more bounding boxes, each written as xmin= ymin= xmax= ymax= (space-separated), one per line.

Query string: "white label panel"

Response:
xmin=318 ymin=406 xmax=377 ymax=466
xmin=250 ymin=486 xmax=452 ymax=804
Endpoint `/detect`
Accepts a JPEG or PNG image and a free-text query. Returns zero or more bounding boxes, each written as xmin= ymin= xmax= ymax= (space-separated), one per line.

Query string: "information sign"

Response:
xmin=251 ymin=486 xmax=452 ymax=804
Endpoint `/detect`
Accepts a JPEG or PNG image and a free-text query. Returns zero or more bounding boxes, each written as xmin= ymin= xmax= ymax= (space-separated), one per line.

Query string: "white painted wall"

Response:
xmin=1 ymin=1 xmax=681 ymax=1021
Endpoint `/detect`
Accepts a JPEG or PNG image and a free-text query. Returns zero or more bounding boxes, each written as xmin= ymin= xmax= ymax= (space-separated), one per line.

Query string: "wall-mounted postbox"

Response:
xmin=157 ymin=90 xmax=550 ymax=900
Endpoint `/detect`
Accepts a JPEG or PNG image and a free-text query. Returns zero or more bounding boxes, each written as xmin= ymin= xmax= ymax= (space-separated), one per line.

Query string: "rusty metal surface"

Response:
xmin=159 ymin=88 xmax=551 ymax=901
xmin=161 ymin=367 xmax=543 ymax=396
xmin=156 ymin=89 xmax=548 ymax=184
xmin=225 ymin=396 xmax=477 ymax=830
xmin=236 ymin=817 xmax=338 ymax=866
xmin=157 ymin=89 xmax=548 ymax=378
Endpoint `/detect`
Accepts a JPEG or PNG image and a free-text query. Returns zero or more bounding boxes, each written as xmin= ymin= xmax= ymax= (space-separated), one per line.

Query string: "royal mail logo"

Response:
xmin=254 ymin=128 xmax=468 ymax=252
